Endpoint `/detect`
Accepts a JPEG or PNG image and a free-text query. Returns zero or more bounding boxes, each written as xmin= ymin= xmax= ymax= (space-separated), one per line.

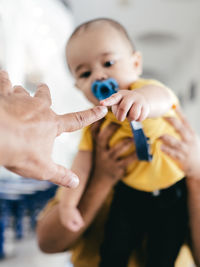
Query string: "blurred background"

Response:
xmin=0 ymin=0 xmax=199 ymax=266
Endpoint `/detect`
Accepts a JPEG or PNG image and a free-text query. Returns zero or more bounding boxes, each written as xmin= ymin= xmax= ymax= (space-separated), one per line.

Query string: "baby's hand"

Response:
xmin=100 ymin=90 xmax=150 ymax=122
xmin=59 ymin=205 xmax=84 ymax=232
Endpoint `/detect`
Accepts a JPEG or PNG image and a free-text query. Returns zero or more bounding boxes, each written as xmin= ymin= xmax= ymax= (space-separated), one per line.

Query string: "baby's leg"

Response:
xmin=99 ymin=182 xmax=145 ymax=267
xmin=145 ymin=179 xmax=188 ymax=267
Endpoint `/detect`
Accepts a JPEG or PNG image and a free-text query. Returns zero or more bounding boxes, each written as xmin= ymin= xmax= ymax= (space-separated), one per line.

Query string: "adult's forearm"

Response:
xmin=187 ymin=177 xmax=200 ymax=266
xmin=37 ymin=175 xmax=114 ymax=253
xmin=78 ymin=173 xmax=114 ymax=225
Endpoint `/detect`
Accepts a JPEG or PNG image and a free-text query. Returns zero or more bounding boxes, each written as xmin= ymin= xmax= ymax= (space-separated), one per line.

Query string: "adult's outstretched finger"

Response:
xmin=0 ymin=70 xmax=13 ymax=95
xmin=56 ymin=106 xmax=108 ymax=135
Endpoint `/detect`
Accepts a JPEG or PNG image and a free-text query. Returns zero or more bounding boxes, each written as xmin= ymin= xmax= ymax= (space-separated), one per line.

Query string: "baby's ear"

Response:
xmin=132 ymin=51 xmax=143 ymax=76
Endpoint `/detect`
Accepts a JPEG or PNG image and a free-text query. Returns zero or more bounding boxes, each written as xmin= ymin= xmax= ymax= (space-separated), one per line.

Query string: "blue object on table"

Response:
xmin=91 ymin=78 xmax=152 ymax=161
xmin=0 ymin=177 xmax=58 ymax=258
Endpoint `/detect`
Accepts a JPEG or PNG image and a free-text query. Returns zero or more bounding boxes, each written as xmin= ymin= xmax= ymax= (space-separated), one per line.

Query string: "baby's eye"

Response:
xmin=104 ymin=60 xmax=115 ymax=67
xmin=80 ymin=71 xmax=91 ymax=78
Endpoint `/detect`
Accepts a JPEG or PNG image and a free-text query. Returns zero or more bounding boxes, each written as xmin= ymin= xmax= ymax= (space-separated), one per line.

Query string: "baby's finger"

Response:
xmin=127 ymin=103 xmax=142 ymax=121
xmin=100 ymin=92 xmax=122 ymax=106
xmin=116 ymin=97 xmax=134 ymax=121
xmin=137 ymin=106 xmax=149 ymax=122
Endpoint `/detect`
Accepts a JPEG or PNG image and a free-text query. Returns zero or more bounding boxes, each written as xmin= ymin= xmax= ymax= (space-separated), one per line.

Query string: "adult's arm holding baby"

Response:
xmin=37 ymin=121 xmax=136 ymax=253
xmin=160 ymin=109 xmax=200 ymax=266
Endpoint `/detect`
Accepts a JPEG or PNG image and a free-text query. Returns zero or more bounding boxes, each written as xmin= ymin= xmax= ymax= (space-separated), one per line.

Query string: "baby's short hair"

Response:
xmin=68 ymin=18 xmax=135 ymax=51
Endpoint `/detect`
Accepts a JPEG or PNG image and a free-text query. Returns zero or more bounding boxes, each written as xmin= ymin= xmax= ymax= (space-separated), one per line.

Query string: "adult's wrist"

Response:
xmin=92 ymin=171 xmax=119 ymax=188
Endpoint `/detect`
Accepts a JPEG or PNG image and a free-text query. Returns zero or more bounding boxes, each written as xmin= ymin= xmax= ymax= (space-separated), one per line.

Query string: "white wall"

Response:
xmin=69 ymin=0 xmax=200 ymax=132
xmin=0 ymin=0 xmax=91 ymax=176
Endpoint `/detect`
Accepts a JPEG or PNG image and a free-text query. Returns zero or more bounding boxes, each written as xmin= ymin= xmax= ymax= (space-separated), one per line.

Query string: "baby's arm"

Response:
xmin=59 ymin=150 xmax=92 ymax=232
xmin=100 ymin=84 xmax=174 ymax=122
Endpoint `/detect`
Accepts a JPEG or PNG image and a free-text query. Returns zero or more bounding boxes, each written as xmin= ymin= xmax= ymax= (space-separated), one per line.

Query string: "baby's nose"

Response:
xmin=94 ymin=72 xmax=108 ymax=82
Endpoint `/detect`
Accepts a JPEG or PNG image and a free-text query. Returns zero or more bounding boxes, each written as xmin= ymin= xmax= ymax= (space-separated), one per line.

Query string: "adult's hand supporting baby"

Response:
xmin=91 ymin=120 xmax=137 ymax=185
xmin=159 ymin=108 xmax=200 ymax=179
xmin=37 ymin=121 xmax=137 ymax=253
xmin=0 ymin=70 xmax=107 ymax=188
xmin=159 ymin=108 xmax=200 ymax=265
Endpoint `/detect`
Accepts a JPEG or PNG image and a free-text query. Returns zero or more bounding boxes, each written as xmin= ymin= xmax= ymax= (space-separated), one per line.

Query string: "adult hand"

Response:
xmin=91 ymin=120 xmax=137 ymax=185
xmin=159 ymin=108 xmax=200 ymax=266
xmin=159 ymin=108 xmax=200 ymax=179
xmin=0 ymin=70 xmax=107 ymax=187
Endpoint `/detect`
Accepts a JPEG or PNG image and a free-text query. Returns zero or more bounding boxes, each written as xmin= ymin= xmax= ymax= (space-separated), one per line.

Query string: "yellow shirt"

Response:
xmin=79 ymin=79 xmax=185 ymax=192
xmin=39 ymin=187 xmax=194 ymax=267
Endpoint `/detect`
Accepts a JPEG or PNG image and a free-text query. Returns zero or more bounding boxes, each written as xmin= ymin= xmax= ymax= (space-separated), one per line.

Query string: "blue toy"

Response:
xmin=91 ymin=78 xmax=152 ymax=161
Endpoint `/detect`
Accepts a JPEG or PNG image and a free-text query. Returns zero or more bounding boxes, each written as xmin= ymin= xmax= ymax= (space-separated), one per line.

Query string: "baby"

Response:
xmin=60 ymin=18 xmax=188 ymax=267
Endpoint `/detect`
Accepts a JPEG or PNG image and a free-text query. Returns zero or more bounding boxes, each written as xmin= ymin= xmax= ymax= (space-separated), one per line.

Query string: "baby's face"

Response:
xmin=66 ymin=24 xmax=142 ymax=105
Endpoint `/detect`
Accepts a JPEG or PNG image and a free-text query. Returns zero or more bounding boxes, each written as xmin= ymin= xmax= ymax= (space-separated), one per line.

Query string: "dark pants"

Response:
xmin=99 ymin=179 xmax=188 ymax=267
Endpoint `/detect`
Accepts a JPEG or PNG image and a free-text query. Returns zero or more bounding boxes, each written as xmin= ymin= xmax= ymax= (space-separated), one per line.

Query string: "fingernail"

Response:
xmin=68 ymin=175 xmax=79 ymax=188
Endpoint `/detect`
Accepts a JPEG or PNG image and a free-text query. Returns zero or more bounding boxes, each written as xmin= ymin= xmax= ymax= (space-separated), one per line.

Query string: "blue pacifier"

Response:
xmin=91 ymin=78 xmax=119 ymax=101
xmin=91 ymin=78 xmax=152 ymax=161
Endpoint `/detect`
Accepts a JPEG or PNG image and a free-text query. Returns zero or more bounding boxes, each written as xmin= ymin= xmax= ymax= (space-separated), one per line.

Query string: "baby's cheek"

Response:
xmin=87 ymin=92 xmax=100 ymax=105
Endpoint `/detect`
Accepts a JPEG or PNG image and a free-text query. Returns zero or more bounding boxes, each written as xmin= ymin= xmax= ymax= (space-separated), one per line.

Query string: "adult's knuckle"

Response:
xmin=0 ymin=76 xmax=10 ymax=89
xmin=75 ymin=112 xmax=86 ymax=128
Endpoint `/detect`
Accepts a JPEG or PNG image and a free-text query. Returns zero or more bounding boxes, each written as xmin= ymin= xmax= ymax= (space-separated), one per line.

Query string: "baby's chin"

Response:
xmin=87 ymin=95 xmax=100 ymax=106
